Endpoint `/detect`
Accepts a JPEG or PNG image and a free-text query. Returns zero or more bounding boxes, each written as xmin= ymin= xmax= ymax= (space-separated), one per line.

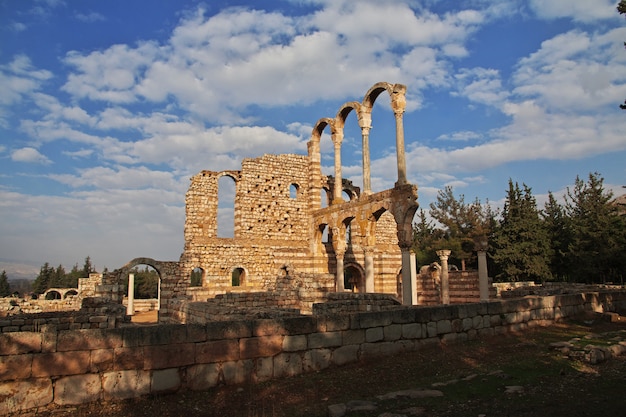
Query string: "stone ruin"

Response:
xmin=2 ymin=81 xmax=492 ymax=325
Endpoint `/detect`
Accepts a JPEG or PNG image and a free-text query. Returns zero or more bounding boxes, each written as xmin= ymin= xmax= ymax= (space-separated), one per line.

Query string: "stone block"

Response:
xmin=273 ymin=352 xmax=302 ymax=378
xmin=253 ymin=319 xmax=288 ymax=336
xmin=32 ymin=351 xmax=90 ymax=377
xmin=196 ymin=339 xmax=239 ymax=363
xmin=342 ymin=329 xmax=365 ymax=345
xmin=206 ymin=320 xmax=253 ymax=340
xmin=254 ymin=357 xmax=274 ymax=382
xmin=283 ymin=335 xmax=307 ymax=352
xmin=239 ymin=335 xmax=283 ymax=359
xmin=90 ymin=348 xmax=114 ymax=373
xmin=0 ymin=332 xmax=41 ymax=355
xmin=308 ymin=331 xmax=342 ymax=349
xmin=0 ymin=353 xmax=32 ymax=380
xmin=186 ymin=324 xmax=207 ymax=343
xmin=57 ymin=329 xmax=122 ymax=351
xmin=303 ymin=348 xmax=331 ymax=372
xmin=144 ymin=342 xmax=195 ymax=369
xmin=331 ymin=345 xmax=359 ymax=366
xmin=365 ymin=327 xmax=383 ymax=343
xmin=280 ymin=316 xmax=317 ymax=334
xmin=102 ymin=369 xmax=150 ymax=400
xmin=54 ymin=374 xmax=101 ymax=405
xmin=383 ymin=324 xmax=402 ymax=341
xmin=322 ymin=314 xmax=351 ymax=331
xmin=222 ymin=360 xmax=251 ymax=385
xmin=0 ymin=378 xmax=52 ymax=414
xmin=185 ymin=363 xmax=220 ymax=391
xmin=114 ymin=346 xmax=144 ymax=371
xmin=151 ymin=368 xmax=181 ymax=393
xmin=436 ymin=320 xmax=452 ymax=335
xmin=401 ymin=323 xmax=421 ymax=339
xmin=358 ymin=311 xmax=393 ymax=328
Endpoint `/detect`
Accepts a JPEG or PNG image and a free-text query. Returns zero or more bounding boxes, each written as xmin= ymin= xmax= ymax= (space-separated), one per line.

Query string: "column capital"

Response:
xmin=436 ymin=249 xmax=451 ymax=260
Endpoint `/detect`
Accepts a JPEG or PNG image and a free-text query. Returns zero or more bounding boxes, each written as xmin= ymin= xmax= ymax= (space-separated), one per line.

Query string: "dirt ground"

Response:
xmin=17 ymin=313 xmax=626 ymax=417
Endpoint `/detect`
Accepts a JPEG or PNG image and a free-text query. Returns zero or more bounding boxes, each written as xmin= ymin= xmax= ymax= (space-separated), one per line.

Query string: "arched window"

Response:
xmin=290 ymin=183 xmax=299 ymax=199
xmin=190 ymin=267 xmax=204 ymax=287
xmin=218 ymin=175 xmax=236 ymax=238
xmin=232 ymin=267 xmax=246 ymax=286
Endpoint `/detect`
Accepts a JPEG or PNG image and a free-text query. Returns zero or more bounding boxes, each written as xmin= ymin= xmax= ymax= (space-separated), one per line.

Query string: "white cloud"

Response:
xmin=513 ymin=29 xmax=626 ymax=111
xmin=74 ymin=12 xmax=106 ymax=22
xmin=11 ymin=147 xmax=51 ymax=164
xmin=530 ymin=0 xmax=617 ymax=23
xmin=454 ymin=67 xmax=509 ymax=107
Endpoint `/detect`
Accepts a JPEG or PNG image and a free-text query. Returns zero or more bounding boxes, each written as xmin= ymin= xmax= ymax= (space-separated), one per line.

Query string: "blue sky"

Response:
xmin=1 ymin=0 xmax=625 ymax=278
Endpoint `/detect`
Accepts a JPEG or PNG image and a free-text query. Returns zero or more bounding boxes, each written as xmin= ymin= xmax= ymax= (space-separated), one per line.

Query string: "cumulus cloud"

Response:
xmin=11 ymin=147 xmax=51 ymax=164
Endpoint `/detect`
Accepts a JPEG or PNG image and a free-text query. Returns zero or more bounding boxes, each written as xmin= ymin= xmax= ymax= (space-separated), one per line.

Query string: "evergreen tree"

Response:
xmin=412 ymin=209 xmax=444 ymax=267
xmin=492 ymin=180 xmax=552 ymax=282
xmin=82 ymin=256 xmax=95 ymax=277
xmin=564 ymin=173 xmax=624 ymax=283
xmin=541 ymin=192 xmax=571 ymax=281
xmin=32 ymin=263 xmax=54 ymax=294
xmin=0 ymin=270 xmax=10 ymax=297
xmin=429 ymin=186 xmax=494 ymax=269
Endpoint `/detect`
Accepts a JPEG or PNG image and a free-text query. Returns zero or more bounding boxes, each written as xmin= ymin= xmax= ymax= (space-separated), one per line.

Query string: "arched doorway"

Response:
xmin=344 ymin=264 xmax=364 ymax=292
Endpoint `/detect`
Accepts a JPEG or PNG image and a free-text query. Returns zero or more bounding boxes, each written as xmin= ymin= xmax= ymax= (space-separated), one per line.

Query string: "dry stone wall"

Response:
xmin=3 ymin=290 xmax=626 ymax=415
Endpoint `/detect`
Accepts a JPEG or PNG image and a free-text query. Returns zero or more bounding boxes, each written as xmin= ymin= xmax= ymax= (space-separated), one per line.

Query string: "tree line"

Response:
xmin=413 ymin=172 xmax=626 ymax=284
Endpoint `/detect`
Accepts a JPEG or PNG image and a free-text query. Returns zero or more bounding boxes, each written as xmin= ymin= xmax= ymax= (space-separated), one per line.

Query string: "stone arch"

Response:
xmin=341 ymin=215 xmax=355 ymax=246
xmin=362 ymin=82 xmax=408 ymax=186
xmin=44 ymin=290 xmax=61 ymax=300
xmin=64 ymin=289 xmax=78 ymax=298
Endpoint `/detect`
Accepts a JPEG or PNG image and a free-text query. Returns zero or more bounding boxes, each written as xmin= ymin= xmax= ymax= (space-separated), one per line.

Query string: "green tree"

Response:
xmin=492 ymin=180 xmax=552 ymax=282
xmin=429 ymin=186 xmax=494 ymax=269
xmin=412 ymin=209 xmax=445 ymax=267
xmin=564 ymin=173 xmax=625 ymax=283
xmin=32 ymin=262 xmax=54 ymax=294
xmin=541 ymin=192 xmax=571 ymax=281
xmin=132 ymin=266 xmax=159 ymax=299
xmin=82 ymin=256 xmax=95 ymax=277
xmin=0 ymin=270 xmax=10 ymax=297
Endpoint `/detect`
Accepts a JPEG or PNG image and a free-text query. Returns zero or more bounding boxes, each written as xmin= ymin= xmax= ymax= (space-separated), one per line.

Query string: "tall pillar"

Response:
xmin=127 ymin=273 xmax=135 ymax=316
xmin=478 ymin=250 xmax=489 ymax=301
xmin=436 ymin=250 xmax=451 ymax=305
xmin=332 ymin=130 xmax=344 ymax=204
xmin=358 ymin=110 xmax=372 ymax=195
xmin=410 ymin=251 xmax=418 ymax=305
xmin=391 ymin=84 xmax=407 ymax=187
xmin=335 ymin=250 xmax=345 ymax=292
xmin=364 ymin=247 xmax=374 ymax=292
xmin=401 ymin=248 xmax=415 ymax=305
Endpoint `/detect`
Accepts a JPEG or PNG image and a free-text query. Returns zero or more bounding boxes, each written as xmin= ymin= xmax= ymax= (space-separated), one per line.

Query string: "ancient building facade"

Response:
xmin=178 ymin=82 xmax=419 ymax=304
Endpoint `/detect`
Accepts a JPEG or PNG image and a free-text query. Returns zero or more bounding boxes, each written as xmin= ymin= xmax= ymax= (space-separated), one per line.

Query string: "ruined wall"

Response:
xmin=3 ymin=290 xmax=626 ymax=414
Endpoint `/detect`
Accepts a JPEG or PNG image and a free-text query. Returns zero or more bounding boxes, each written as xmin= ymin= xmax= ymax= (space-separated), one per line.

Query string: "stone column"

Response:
xmin=358 ymin=110 xmax=372 ymax=195
xmin=332 ymin=130 xmax=344 ymax=204
xmin=401 ymin=247 xmax=415 ymax=305
xmin=391 ymin=84 xmax=407 ymax=187
xmin=127 ymin=273 xmax=135 ymax=316
xmin=410 ymin=251 xmax=418 ymax=305
xmin=436 ymin=250 xmax=451 ymax=305
xmin=477 ymin=250 xmax=489 ymax=301
xmin=364 ymin=247 xmax=374 ymax=293
xmin=335 ymin=250 xmax=345 ymax=292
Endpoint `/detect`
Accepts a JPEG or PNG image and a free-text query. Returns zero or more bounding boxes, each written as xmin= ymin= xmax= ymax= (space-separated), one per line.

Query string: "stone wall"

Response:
xmin=2 ymin=290 xmax=626 ymax=415
xmin=0 ymin=299 xmax=128 ymax=333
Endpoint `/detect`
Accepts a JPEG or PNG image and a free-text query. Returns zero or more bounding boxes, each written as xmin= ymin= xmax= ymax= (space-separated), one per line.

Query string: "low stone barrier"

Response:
xmin=1 ymin=290 xmax=625 ymax=415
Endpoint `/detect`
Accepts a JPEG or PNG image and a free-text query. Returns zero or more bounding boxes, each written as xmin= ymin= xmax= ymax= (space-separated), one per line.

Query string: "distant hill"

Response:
xmin=0 ymin=261 xmax=39 ymax=281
